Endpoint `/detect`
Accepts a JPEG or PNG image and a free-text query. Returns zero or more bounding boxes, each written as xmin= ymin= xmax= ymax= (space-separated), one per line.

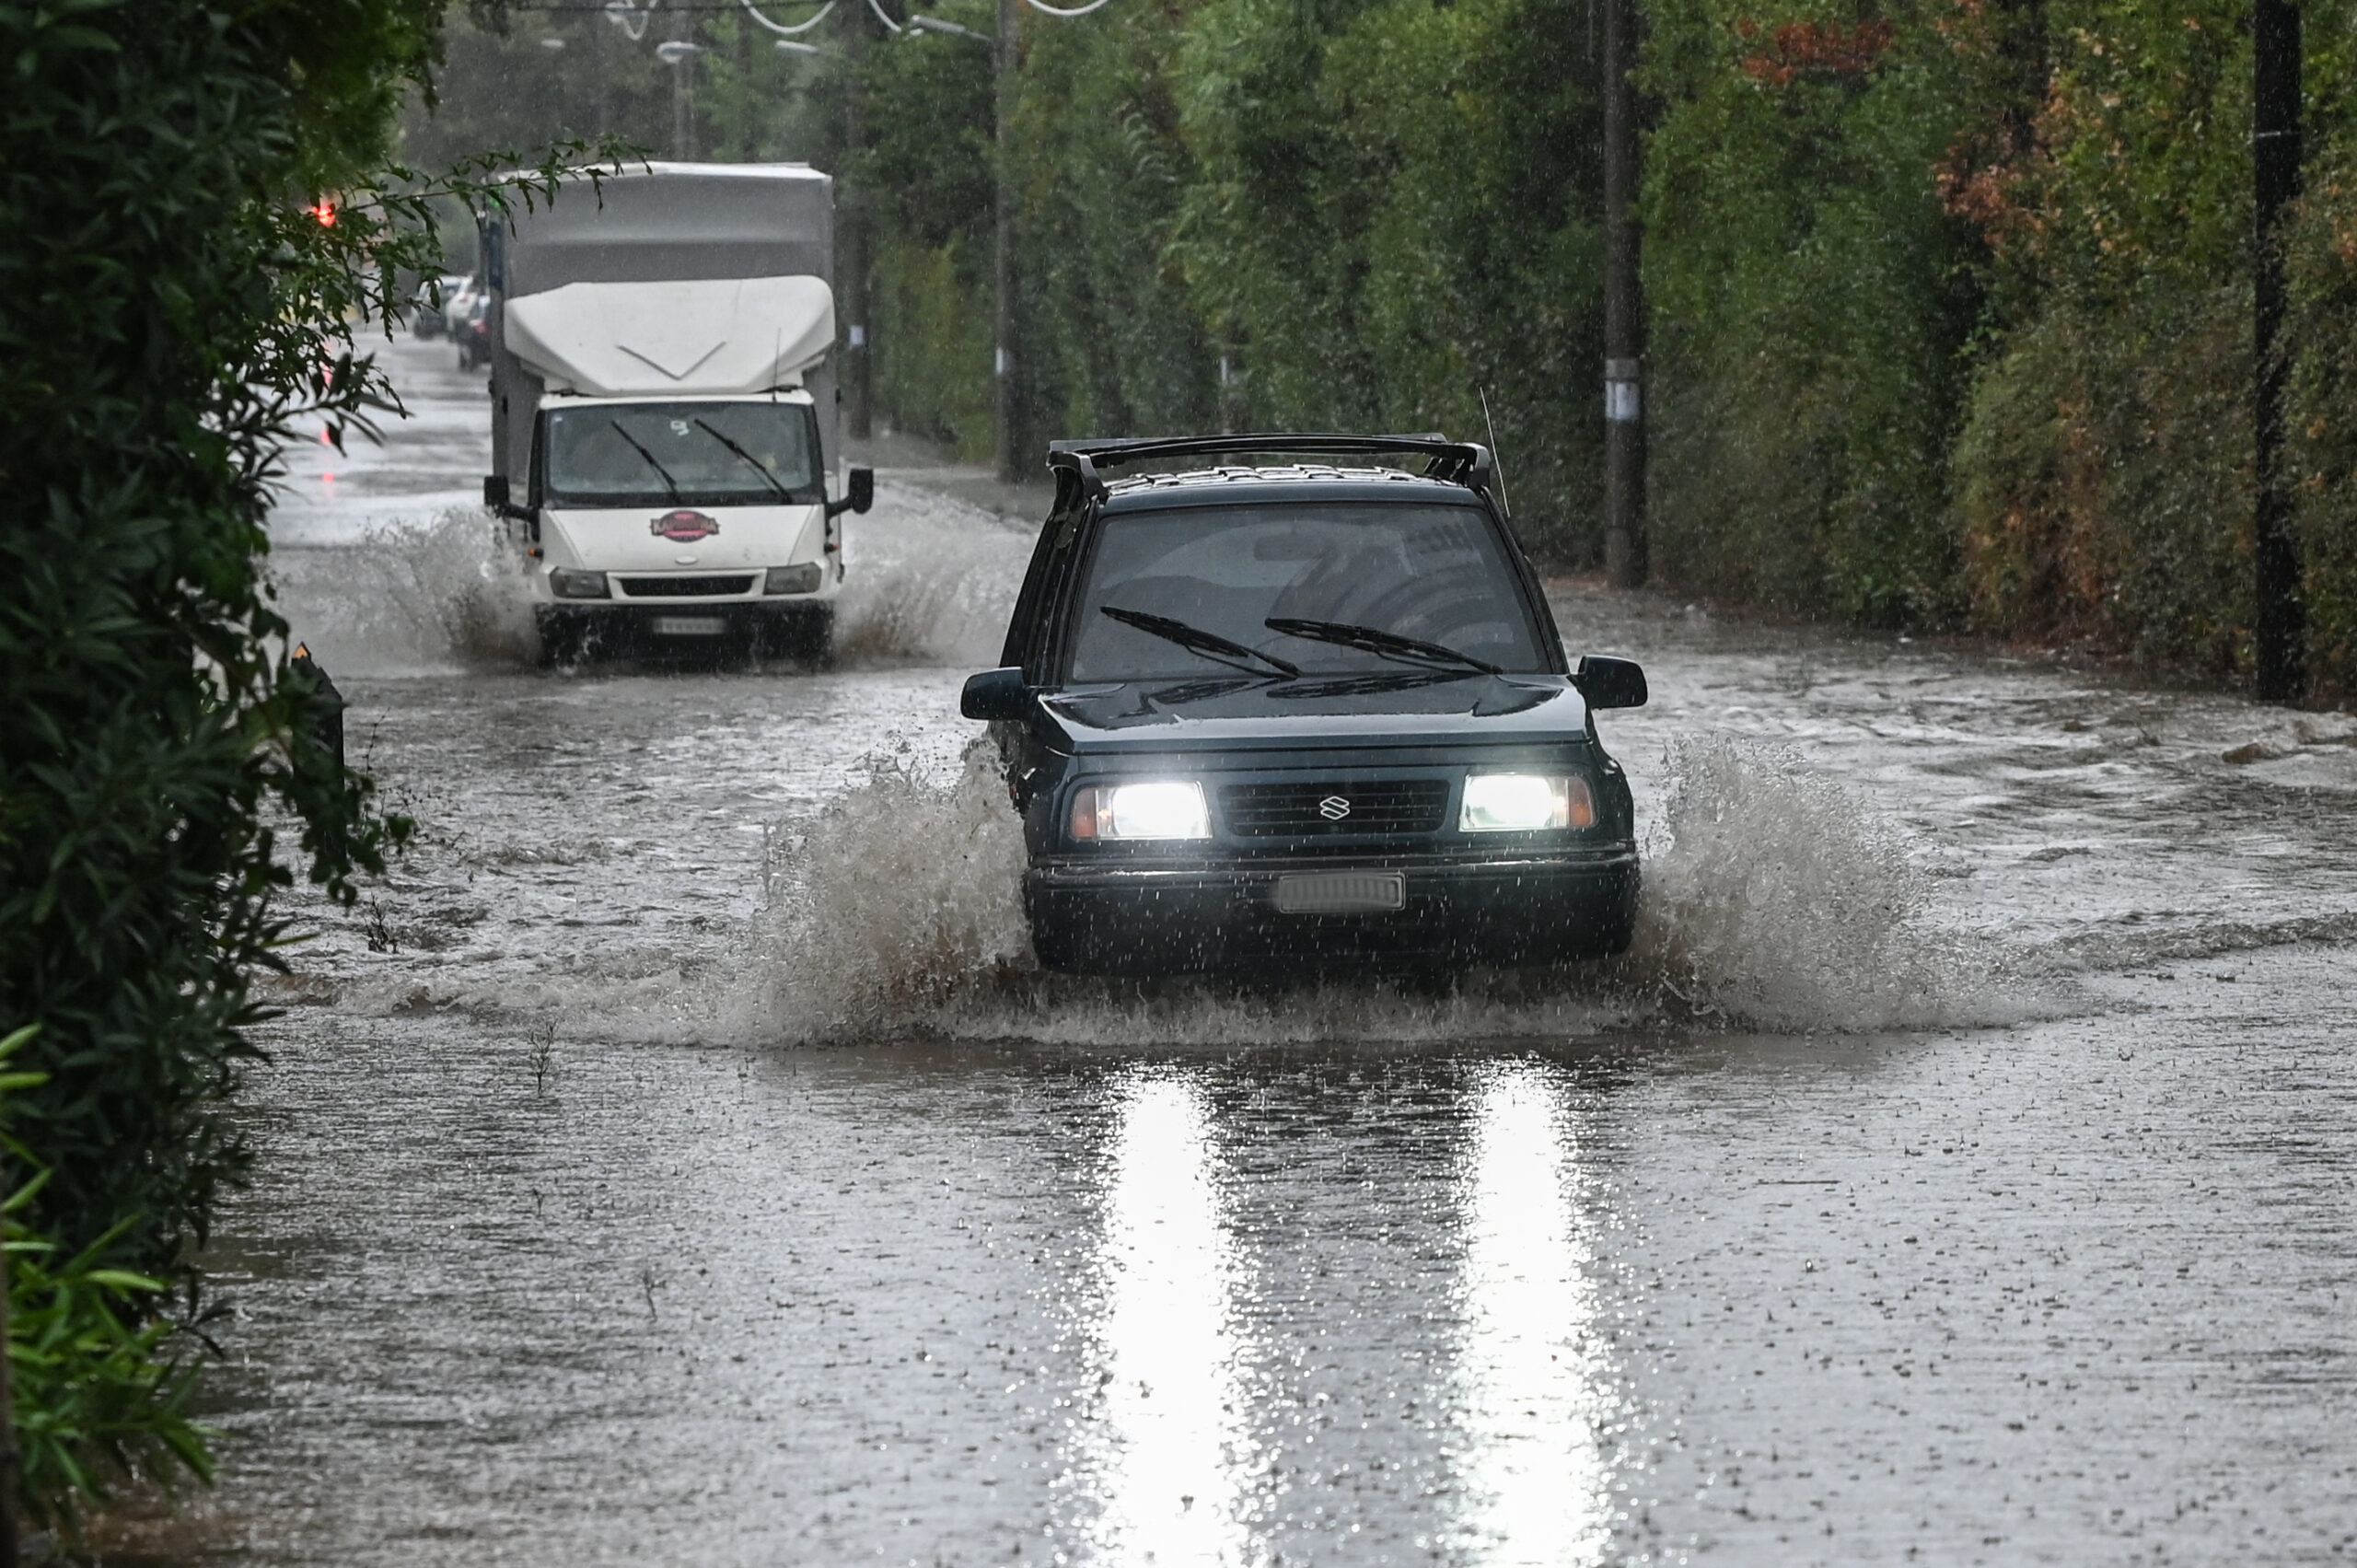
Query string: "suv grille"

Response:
xmin=1219 ymin=781 xmax=1449 ymax=838
xmin=618 ymin=575 xmax=755 ymax=598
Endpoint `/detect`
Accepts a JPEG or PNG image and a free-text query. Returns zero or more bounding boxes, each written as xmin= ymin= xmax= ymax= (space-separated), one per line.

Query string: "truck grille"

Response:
xmin=618 ymin=575 xmax=756 ymax=598
xmin=1218 ymin=780 xmax=1450 ymax=838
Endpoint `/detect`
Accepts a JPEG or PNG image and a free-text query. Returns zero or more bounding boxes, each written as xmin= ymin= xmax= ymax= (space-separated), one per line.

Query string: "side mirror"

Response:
xmin=1573 ymin=655 xmax=1648 ymax=710
xmin=828 ymin=465 xmax=876 ymax=517
xmin=960 ymin=667 xmax=1031 ymax=722
xmin=483 ymin=474 xmax=510 ymax=509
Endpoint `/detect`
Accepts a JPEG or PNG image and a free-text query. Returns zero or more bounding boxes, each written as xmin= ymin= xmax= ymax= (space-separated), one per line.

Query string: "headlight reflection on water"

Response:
xmin=1448 ymin=1063 xmax=1615 ymax=1566
xmin=1076 ymin=1072 xmax=1252 ymax=1565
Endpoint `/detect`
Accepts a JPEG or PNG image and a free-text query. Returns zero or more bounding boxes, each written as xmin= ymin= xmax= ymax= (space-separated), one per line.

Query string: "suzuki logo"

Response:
xmin=1318 ymin=795 xmax=1352 ymax=821
xmin=651 ymin=509 xmax=719 ymax=541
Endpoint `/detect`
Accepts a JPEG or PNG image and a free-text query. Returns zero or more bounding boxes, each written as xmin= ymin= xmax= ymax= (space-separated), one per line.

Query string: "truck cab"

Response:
xmin=478 ymin=164 xmax=871 ymax=662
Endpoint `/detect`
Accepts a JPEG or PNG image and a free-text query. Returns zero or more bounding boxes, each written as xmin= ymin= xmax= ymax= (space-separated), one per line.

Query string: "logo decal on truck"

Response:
xmin=651 ymin=509 xmax=720 ymax=541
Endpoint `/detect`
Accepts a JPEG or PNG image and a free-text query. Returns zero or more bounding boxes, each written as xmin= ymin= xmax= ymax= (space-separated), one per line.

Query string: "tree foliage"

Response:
xmin=2 ymin=0 xmax=442 ymax=1281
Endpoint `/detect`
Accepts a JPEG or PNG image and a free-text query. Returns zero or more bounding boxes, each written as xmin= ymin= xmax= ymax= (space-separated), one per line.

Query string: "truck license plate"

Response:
xmin=651 ymin=615 xmax=726 ymax=637
xmin=1273 ymin=871 xmax=1406 ymax=915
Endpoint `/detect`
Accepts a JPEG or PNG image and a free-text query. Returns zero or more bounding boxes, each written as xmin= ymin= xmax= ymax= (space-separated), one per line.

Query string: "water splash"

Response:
xmin=1616 ymin=736 xmax=2005 ymax=1031
xmin=266 ymin=508 xmax=535 ymax=675
xmin=264 ymin=482 xmax=1037 ymax=677
xmin=731 ymin=736 xmax=2007 ymax=1045
xmin=833 ymin=481 xmax=1035 ymax=668
xmin=737 ymin=742 xmax=1037 ymax=1040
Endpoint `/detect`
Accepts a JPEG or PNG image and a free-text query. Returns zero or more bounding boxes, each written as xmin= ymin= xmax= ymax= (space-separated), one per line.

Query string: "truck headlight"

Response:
xmin=549 ymin=567 xmax=610 ymax=600
xmin=1068 ymin=781 xmax=1212 ymax=842
xmin=765 ymin=563 xmax=823 ymax=595
xmin=1460 ymin=772 xmax=1595 ymax=832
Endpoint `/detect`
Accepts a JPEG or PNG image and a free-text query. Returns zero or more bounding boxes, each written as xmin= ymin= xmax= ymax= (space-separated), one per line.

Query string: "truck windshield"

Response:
xmin=541 ymin=401 xmax=822 ymax=508
xmin=1066 ymin=501 xmax=1549 ymax=682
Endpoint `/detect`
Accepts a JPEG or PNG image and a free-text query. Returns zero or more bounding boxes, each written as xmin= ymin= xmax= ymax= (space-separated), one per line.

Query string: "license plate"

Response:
xmin=1273 ymin=871 xmax=1406 ymax=915
xmin=650 ymin=615 xmax=726 ymax=637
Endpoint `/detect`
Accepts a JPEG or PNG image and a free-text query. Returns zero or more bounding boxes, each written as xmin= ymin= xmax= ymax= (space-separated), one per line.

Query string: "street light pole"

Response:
xmin=2253 ymin=0 xmax=2305 ymax=701
xmin=842 ymin=4 xmax=873 ymax=440
xmin=1601 ymin=0 xmax=1646 ymax=587
xmin=993 ymin=0 xmax=1019 ymax=482
xmin=656 ymin=38 xmax=703 ymax=160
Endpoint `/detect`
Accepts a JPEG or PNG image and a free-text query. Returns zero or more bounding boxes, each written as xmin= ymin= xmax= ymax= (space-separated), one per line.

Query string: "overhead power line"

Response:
xmin=740 ymin=0 xmax=837 ymax=32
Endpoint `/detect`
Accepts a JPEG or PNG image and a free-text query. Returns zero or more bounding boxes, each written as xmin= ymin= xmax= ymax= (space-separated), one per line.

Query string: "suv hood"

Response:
xmin=1037 ymin=673 xmax=1591 ymax=754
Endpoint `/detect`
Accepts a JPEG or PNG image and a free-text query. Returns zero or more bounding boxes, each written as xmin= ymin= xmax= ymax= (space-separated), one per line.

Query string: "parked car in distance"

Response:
xmin=410 ymin=273 xmax=469 ymax=340
xmin=963 ymin=433 xmax=1649 ymax=977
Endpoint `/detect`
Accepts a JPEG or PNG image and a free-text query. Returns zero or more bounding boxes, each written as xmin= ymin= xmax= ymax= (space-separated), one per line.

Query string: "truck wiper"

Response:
xmin=1264 ymin=617 xmax=1502 ymax=674
xmin=691 ymin=418 xmax=792 ymax=500
xmin=1100 ymin=605 xmax=1301 ymax=678
xmin=607 ymin=420 xmax=681 ymax=501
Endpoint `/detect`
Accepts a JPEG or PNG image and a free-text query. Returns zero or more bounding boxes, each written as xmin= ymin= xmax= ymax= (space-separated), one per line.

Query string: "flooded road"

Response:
xmin=116 ymin=335 xmax=2357 ymax=1564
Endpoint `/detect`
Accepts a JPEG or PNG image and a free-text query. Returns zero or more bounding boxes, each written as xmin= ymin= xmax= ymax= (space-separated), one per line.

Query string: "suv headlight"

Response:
xmin=1068 ymin=781 xmax=1212 ymax=842
xmin=549 ymin=567 xmax=609 ymax=600
xmin=1460 ymin=772 xmax=1595 ymax=832
xmin=765 ymin=563 xmax=823 ymax=595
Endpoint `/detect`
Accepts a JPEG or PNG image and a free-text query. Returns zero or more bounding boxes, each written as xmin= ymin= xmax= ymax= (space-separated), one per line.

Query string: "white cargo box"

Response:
xmin=502 ymin=275 xmax=835 ymax=398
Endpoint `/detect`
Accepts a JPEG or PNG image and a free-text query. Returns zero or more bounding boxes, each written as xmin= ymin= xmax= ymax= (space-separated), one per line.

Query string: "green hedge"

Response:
xmin=3 ymin=0 xmax=437 ymax=1516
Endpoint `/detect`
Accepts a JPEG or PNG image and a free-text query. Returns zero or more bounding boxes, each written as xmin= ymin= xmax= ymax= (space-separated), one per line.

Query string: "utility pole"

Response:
xmin=842 ymin=4 xmax=873 ymax=441
xmin=993 ymin=0 xmax=1019 ymax=482
xmin=1601 ymin=0 xmax=1646 ymax=587
xmin=2253 ymin=0 xmax=2305 ymax=701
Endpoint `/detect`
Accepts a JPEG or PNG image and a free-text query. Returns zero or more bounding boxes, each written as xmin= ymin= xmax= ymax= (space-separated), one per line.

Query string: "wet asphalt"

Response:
xmin=97 ymin=335 xmax=2357 ymax=1566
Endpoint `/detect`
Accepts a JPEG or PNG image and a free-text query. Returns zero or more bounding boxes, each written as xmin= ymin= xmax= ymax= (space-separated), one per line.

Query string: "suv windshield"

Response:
xmin=1067 ymin=500 xmax=1548 ymax=681
xmin=542 ymin=401 xmax=822 ymax=509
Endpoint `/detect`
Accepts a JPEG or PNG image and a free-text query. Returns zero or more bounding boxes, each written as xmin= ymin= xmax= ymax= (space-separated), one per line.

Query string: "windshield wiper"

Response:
xmin=1263 ymin=617 xmax=1502 ymax=675
xmin=691 ymin=418 xmax=792 ymax=501
xmin=1100 ymin=606 xmax=1301 ymax=679
xmin=1266 ymin=668 xmax=1478 ymax=700
xmin=607 ymin=421 xmax=681 ymax=502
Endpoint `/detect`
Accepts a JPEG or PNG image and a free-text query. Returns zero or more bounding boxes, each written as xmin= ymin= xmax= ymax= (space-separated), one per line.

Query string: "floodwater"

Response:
xmin=107 ymin=335 xmax=2357 ymax=1564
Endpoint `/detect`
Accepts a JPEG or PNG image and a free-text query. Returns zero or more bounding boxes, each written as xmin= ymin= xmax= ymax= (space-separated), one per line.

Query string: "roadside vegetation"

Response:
xmin=0 ymin=0 xmax=484 ymax=1537
xmin=412 ymin=0 xmax=2357 ymax=698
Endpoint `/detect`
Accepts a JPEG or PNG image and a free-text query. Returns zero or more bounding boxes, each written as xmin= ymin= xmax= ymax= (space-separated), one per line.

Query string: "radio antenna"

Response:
xmin=1478 ymin=385 xmax=1512 ymax=517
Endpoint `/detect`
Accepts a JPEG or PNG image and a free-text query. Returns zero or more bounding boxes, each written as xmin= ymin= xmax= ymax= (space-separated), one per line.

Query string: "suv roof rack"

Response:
xmin=1046 ymin=433 xmax=1494 ymax=505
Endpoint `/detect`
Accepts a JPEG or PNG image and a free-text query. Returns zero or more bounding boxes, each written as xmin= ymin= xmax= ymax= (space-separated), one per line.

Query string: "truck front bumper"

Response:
xmin=1024 ymin=846 xmax=1641 ymax=976
xmin=535 ymin=599 xmax=831 ymax=659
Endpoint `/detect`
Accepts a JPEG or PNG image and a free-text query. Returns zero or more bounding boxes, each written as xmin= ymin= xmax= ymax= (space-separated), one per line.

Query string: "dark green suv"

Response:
xmin=961 ymin=435 xmax=1647 ymax=976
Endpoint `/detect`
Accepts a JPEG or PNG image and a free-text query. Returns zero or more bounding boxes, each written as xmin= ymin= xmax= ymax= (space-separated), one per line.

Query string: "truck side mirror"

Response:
xmin=1573 ymin=655 xmax=1648 ymax=709
xmin=828 ymin=465 xmax=876 ymax=517
xmin=483 ymin=474 xmax=510 ymax=510
xmin=960 ymin=667 xmax=1030 ymax=722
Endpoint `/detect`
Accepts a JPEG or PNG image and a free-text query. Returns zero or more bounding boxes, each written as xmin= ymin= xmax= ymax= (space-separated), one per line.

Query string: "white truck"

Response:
xmin=479 ymin=162 xmax=872 ymax=662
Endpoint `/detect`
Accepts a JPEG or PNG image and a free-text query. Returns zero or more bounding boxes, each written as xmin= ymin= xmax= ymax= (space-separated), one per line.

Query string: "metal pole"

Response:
xmin=1601 ymin=0 xmax=1646 ymax=587
xmin=2253 ymin=0 xmax=2305 ymax=701
xmin=993 ymin=0 xmax=1018 ymax=482
xmin=842 ymin=5 xmax=873 ymax=441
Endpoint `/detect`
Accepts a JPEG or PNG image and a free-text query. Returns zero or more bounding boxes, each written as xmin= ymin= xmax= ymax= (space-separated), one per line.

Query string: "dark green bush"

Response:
xmin=0 ymin=0 xmax=471 ymax=1521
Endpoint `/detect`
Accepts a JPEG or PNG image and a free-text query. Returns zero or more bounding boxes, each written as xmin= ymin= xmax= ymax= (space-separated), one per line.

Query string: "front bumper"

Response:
xmin=535 ymin=599 xmax=831 ymax=658
xmin=1025 ymin=845 xmax=1640 ymax=975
